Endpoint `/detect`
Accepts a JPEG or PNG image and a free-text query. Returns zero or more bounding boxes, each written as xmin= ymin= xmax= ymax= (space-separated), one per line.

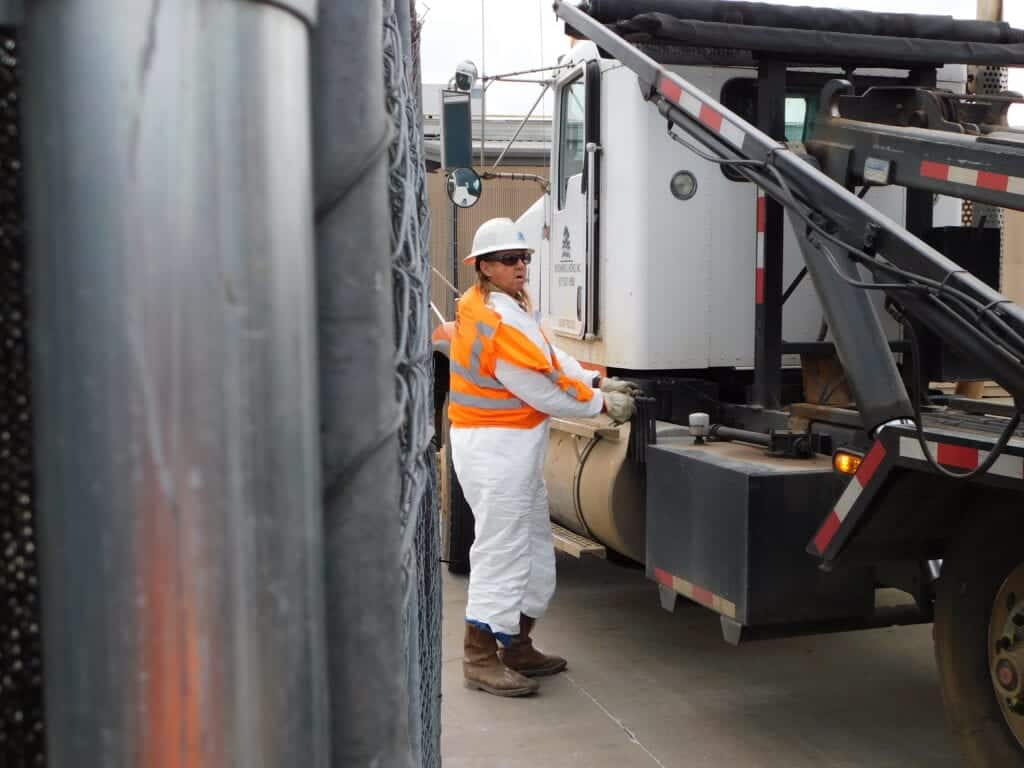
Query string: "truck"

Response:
xmin=433 ymin=1 xmax=1024 ymax=764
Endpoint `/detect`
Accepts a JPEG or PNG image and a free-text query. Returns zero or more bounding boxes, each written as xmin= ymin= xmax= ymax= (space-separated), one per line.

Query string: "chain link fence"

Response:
xmin=384 ymin=2 xmax=442 ymax=765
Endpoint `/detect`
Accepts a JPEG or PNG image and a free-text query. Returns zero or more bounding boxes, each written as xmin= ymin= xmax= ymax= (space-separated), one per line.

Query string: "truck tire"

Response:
xmin=935 ymin=508 xmax=1024 ymax=767
xmin=442 ymin=437 xmax=474 ymax=576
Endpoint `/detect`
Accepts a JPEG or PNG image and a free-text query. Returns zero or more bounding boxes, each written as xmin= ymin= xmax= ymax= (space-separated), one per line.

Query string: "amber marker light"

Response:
xmin=833 ymin=450 xmax=864 ymax=476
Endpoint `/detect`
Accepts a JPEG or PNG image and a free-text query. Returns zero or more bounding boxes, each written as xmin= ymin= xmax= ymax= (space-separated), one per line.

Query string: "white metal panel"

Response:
xmin=697 ymin=67 xmax=759 ymax=367
xmin=518 ymin=195 xmax=549 ymax=313
xmin=553 ymin=62 xmax=648 ymax=366
xmin=553 ymin=63 xmax=721 ymax=370
xmin=549 ymin=174 xmax=588 ymax=337
xmin=636 ymin=65 xmax=715 ymax=369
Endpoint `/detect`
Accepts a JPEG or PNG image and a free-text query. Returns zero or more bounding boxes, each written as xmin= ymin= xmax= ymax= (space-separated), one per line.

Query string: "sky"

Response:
xmin=418 ymin=0 xmax=567 ymax=117
xmin=418 ymin=0 xmax=1024 ymax=122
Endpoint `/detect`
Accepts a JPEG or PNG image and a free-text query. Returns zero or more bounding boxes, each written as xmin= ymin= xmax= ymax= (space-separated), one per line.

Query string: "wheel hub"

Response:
xmin=990 ymin=564 xmax=1024 ymax=746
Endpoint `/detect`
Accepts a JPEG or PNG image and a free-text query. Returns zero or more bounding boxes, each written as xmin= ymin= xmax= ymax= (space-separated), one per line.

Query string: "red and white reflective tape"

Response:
xmin=920 ymin=160 xmax=1024 ymax=196
xmin=813 ymin=440 xmax=887 ymax=554
xmin=755 ymin=192 xmax=766 ymax=305
xmin=659 ymin=75 xmax=746 ymax=148
xmin=654 ymin=567 xmax=737 ymax=619
xmin=899 ymin=436 xmax=1024 ymax=479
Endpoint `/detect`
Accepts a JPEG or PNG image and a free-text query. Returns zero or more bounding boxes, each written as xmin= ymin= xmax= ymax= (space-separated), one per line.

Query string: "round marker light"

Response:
xmin=670 ymin=170 xmax=698 ymax=201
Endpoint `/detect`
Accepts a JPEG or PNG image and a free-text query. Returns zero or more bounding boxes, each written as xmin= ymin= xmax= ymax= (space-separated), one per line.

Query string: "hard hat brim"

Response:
xmin=463 ymin=242 xmax=536 ymax=264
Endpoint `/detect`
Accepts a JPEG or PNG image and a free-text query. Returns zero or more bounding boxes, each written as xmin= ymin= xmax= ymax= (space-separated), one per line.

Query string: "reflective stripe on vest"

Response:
xmin=450 ymin=391 xmax=525 ymax=410
xmin=450 ymin=336 xmax=504 ymax=390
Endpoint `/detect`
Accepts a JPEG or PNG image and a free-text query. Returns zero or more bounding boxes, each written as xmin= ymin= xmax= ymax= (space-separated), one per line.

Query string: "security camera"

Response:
xmin=454 ymin=60 xmax=478 ymax=92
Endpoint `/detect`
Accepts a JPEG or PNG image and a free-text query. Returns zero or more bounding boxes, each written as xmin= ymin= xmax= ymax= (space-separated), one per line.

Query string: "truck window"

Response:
xmin=558 ymin=77 xmax=586 ymax=208
xmin=719 ymin=79 xmax=818 ymax=181
xmin=785 ymin=97 xmax=809 ymax=142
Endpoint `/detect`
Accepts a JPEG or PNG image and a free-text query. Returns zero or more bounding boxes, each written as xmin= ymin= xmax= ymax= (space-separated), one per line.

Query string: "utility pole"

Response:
xmin=480 ymin=0 xmax=486 ymax=168
xmin=976 ymin=0 xmax=1002 ymax=22
xmin=450 ymin=196 xmax=459 ymax=319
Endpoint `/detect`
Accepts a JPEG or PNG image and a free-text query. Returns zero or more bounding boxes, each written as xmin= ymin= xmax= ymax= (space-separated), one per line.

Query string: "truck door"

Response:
xmin=549 ymin=62 xmax=600 ymax=340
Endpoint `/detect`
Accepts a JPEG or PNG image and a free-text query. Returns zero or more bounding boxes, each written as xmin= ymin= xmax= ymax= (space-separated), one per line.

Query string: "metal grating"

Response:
xmin=0 ymin=29 xmax=44 ymax=768
xmin=972 ymin=65 xmax=1008 ymax=231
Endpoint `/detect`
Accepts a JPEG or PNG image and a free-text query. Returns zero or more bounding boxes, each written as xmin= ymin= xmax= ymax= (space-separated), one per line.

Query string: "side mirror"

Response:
xmin=447 ymin=167 xmax=482 ymax=209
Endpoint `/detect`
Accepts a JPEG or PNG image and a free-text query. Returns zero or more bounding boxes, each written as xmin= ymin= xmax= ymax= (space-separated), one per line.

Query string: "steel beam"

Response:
xmin=753 ymin=60 xmax=786 ymax=409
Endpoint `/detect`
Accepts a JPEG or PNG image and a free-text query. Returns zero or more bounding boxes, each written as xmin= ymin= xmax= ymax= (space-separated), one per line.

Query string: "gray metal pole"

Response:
xmin=450 ymin=198 xmax=460 ymax=318
xmin=22 ymin=2 xmax=328 ymax=767
xmin=977 ymin=0 xmax=1003 ymax=22
xmin=492 ymin=81 xmax=550 ymax=169
xmin=480 ymin=0 xmax=486 ymax=168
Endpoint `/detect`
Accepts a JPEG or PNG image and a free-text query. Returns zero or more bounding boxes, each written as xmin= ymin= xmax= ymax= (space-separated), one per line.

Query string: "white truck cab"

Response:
xmin=519 ymin=42 xmax=965 ymax=372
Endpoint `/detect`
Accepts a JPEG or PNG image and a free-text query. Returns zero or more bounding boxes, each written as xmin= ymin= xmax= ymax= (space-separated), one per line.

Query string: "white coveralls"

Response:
xmin=450 ymin=291 xmax=604 ymax=638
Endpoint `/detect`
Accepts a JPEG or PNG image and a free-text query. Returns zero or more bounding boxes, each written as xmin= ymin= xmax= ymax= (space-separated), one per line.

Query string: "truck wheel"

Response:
xmin=441 ymin=436 xmax=473 ymax=576
xmin=935 ymin=509 xmax=1024 ymax=767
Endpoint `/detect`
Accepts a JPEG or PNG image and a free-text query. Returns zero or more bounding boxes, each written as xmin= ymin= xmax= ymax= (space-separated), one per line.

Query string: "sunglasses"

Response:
xmin=484 ymin=252 xmax=532 ymax=266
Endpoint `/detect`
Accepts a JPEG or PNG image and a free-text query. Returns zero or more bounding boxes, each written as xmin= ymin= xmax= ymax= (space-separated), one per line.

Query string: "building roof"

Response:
xmin=422 ymin=113 xmax=552 ymax=169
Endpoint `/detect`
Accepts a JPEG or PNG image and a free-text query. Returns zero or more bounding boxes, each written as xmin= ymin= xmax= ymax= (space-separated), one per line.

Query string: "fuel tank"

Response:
xmin=545 ymin=417 xmax=683 ymax=563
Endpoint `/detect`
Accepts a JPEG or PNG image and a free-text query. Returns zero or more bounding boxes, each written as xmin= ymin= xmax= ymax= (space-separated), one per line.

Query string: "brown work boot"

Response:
xmin=463 ymin=623 xmax=539 ymax=697
xmin=499 ymin=614 xmax=567 ymax=677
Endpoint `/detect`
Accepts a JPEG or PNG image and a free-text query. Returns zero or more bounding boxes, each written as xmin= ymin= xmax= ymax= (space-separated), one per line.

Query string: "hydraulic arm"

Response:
xmin=555 ymin=1 xmax=1024 ymax=433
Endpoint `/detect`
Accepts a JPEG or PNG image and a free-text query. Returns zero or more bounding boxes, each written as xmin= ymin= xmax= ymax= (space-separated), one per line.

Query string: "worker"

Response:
xmin=449 ymin=217 xmax=637 ymax=697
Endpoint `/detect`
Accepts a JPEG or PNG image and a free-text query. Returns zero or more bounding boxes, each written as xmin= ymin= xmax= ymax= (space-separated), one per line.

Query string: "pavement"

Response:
xmin=441 ymin=553 xmax=960 ymax=768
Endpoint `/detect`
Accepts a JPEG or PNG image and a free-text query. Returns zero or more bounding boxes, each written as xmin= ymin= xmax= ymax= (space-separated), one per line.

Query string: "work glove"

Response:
xmin=599 ymin=376 xmax=641 ymax=397
xmin=603 ymin=391 xmax=636 ymax=424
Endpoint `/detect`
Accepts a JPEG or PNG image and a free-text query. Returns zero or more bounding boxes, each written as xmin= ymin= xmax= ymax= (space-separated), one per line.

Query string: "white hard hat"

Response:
xmin=464 ymin=217 xmax=534 ymax=263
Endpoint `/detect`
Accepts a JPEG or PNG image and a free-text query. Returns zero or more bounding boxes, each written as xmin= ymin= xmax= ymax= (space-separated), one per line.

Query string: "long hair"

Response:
xmin=476 ymin=261 xmax=532 ymax=313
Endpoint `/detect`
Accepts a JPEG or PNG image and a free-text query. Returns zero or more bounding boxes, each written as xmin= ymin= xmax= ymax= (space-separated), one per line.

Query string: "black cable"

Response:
xmin=760 ymin=161 xmax=1024 ymax=359
xmin=666 ymin=124 xmax=767 ymax=171
xmin=818 ymin=373 xmax=848 ymax=405
xmin=904 ymin=320 xmax=1021 ymax=480
xmin=666 ymin=117 xmax=982 ymax=315
xmin=664 ymin=110 xmax=1024 ymax=477
xmin=666 ymin=124 xmax=919 ymax=294
xmin=670 ymin=116 xmax=1024 ymax=369
xmin=666 ymin=120 xmax=999 ymax=327
xmin=782 ymin=267 xmax=807 ymax=305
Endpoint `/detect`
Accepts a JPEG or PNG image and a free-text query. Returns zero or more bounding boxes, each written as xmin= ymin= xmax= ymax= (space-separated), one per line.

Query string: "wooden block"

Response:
xmin=551 ymin=523 xmax=606 ymax=559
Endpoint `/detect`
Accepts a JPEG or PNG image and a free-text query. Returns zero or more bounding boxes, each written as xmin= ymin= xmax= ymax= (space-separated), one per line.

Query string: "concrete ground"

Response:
xmin=442 ymin=553 xmax=960 ymax=768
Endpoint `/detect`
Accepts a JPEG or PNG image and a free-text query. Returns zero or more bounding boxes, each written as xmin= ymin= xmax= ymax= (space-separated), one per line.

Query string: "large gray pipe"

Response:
xmin=311 ymin=3 xmax=413 ymax=766
xmin=23 ymin=1 xmax=328 ymax=766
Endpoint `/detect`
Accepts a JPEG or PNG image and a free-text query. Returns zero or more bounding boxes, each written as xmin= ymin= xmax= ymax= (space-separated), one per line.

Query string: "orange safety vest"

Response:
xmin=448 ymin=286 xmax=594 ymax=429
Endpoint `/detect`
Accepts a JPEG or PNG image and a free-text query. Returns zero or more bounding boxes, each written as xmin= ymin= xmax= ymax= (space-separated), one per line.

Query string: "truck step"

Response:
xmin=551 ymin=523 xmax=606 ymax=559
